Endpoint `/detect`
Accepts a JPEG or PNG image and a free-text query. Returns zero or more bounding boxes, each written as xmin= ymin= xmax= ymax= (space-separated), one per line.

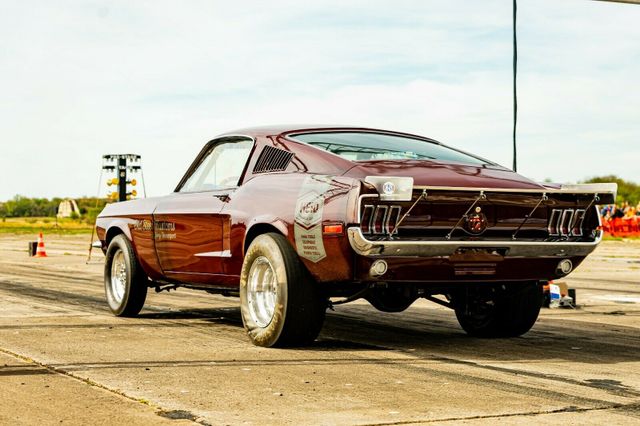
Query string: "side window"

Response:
xmin=180 ymin=140 xmax=253 ymax=192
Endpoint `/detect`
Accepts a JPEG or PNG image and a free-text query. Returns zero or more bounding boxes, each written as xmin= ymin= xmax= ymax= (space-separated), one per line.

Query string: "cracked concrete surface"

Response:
xmin=0 ymin=234 xmax=639 ymax=425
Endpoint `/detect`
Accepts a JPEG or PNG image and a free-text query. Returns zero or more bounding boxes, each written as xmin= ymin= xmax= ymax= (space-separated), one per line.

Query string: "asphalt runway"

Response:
xmin=1 ymin=234 xmax=639 ymax=425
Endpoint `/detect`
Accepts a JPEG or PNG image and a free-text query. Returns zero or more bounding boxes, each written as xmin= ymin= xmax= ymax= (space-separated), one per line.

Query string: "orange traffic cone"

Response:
xmin=35 ymin=232 xmax=47 ymax=258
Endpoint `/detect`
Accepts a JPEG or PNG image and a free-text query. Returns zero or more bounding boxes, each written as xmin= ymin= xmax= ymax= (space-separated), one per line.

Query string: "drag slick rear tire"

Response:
xmin=239 ymin=233 xmax=326 ymax=347
xmin=104 ymin=235 xmax=148 ymax=317
xmin=453 ymin=282 xmax=542 ymax=338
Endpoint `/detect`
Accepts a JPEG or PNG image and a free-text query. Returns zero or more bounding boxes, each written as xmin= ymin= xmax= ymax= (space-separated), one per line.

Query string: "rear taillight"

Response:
xmin=559 ymin=210 xmax=574 ymax=236
xmin=361 ymin=205 xmax=402 ymax=235
xmin=548 ymin=208 xmax=587 ymax=237
xmin=571 ymin=209 xmax=586 ymax=236
xmin=372 ymin=205 xmax=387 ymax=234
xmin=361 ymin=205 xmax=374 ymax=234
xmin=386 ymin=206 xmax=402 ymax=233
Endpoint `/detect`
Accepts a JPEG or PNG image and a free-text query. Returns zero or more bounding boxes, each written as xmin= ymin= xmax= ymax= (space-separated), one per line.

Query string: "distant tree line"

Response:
xmin=0 ymin=196 xmax=111 ymax=220
xmin=0 ymin=175 xmax=637 ymax=218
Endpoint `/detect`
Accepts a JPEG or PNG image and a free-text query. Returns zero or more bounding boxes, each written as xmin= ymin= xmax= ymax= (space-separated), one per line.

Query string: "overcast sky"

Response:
xmin=1 ymin=0 xmax=638 ymax=201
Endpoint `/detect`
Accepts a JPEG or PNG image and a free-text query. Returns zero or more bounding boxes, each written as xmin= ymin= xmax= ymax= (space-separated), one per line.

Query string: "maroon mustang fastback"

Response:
xmin=96 ymin=126 xmax=616 ymax=347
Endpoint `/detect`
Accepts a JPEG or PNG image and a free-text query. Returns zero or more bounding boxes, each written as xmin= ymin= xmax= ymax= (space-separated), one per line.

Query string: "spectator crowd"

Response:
xmin=600 ymin=201 xmax=640 ymax=220
xmin=600 ymin=201 xmax=640 ymax=237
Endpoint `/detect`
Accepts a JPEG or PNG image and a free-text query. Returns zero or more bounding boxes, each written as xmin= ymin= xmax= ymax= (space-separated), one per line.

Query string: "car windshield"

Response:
xmin=292 ymin=132 xmax=489 ymax=165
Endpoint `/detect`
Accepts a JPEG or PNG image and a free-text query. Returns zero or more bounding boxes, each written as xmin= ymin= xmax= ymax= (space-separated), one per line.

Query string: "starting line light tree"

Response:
xmin=102 ymin=154 xmax=144 ymax=202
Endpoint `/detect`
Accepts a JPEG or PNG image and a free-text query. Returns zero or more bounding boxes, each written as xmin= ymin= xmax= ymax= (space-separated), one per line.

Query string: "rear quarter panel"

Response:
xmin=225 ymin=173 xmax=360 ymax=283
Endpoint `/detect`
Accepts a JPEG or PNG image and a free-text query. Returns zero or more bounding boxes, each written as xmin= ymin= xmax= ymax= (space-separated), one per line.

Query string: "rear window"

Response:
xmin=291 ymin=132 xmax=489 ymax=165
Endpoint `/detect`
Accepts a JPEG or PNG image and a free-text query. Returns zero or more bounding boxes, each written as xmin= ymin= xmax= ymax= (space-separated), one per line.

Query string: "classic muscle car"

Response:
xmin=96 ymin=126 xmax=616 ymax=347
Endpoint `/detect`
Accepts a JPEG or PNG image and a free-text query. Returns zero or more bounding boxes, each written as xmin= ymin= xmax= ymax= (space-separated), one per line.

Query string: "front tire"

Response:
xmin=240 ymin=233 xmax=326 ymax=347
xmin=104 ymin=235 xmax=148 ymax=317
xmin=453 ymin=282 xmax=542 ymax=338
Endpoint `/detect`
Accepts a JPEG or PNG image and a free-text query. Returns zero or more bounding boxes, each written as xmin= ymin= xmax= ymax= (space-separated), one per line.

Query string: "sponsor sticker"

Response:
xmin=294 ymin=175 xmax=332 ymax=263
xmin=132 ymin=219 xmax=153 ymax=232
xmin=154 ymin=221 xmax=177 ymax=241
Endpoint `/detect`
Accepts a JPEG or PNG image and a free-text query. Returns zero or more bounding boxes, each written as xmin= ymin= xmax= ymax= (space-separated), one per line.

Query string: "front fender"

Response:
xmin=96 ymin=217 xmax=134 ymax=248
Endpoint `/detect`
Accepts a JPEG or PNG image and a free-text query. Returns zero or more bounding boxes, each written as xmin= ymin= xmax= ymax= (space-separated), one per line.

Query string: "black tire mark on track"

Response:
xmin=326 ymin=310 xmax=640 ymax=358
xmin=324 ymin=311 xmax=640 ymax=399
xmin=1 ymin=267 xmax=101 ymax=286
xmin=0 ymin=279 xmax=244 ymax=343
xmin=3 ymin=278 xmax=639 ymax=404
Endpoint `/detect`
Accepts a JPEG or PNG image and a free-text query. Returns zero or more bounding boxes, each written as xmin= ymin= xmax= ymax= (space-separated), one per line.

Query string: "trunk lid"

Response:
xmin=343 ymin=160 xmax=545 ymax=190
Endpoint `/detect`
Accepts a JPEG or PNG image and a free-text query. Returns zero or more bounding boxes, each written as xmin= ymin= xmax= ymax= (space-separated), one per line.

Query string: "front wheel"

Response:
xmin=239 ymin=233 xmax=326 ymax=347
xmin=453 ymin=282 xmax=542 ymax=338
xmin=104 ymin=235 xmax=148 ymax=317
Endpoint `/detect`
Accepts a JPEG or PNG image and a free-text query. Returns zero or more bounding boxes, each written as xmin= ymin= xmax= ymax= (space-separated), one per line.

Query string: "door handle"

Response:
xmin=213 ymin=194 xmax=230 ymax=202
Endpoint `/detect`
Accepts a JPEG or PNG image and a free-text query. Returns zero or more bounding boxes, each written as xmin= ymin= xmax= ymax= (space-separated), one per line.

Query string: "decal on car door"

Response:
xmin=154 ymin=221 xmax=177 ymax=241
xmin=294 ymin=175 xmax=332 ymax=263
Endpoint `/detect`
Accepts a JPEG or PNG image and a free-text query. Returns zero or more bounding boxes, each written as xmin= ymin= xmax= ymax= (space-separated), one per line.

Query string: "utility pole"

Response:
xmin=511 ymin=0 xmax=637 ymax=172
xmin=512 ymin=0 xmax=517 ymax=172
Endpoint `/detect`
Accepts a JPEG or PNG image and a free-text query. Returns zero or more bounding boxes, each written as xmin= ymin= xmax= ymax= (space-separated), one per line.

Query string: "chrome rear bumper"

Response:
xmin=347 ymin=227 xmax=602 ymax=258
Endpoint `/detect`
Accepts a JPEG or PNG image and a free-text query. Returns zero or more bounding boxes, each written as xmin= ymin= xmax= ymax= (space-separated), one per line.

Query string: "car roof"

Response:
xmin=217 ymin=125 xmax=441 ymax=144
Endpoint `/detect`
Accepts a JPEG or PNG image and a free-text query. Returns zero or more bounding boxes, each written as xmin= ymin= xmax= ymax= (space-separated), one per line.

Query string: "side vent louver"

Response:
xmin=252 ymin=145 xmax=294 ymax=174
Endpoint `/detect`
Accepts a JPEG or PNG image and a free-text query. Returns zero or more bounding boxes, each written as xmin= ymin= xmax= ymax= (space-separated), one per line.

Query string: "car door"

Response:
xmin=154 ymin=137 xmax=254 ymax=285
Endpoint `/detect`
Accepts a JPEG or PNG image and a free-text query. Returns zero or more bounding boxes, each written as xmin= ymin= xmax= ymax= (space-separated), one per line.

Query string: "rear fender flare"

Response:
xmin=243 ymin=216 xmax=290 ymax=255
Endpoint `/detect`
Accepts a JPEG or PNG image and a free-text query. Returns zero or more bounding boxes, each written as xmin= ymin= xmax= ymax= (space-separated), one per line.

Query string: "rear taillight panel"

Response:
xmin=548 ymin=208 xmax=588 ymax=237
xmin=361 ymin=204 xmax=402 ymax=235
xmin=357 ymin=191 xmax=599 ymax=241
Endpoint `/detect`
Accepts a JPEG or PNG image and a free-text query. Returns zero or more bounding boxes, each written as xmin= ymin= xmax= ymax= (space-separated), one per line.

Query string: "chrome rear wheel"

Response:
xmin=247 ymin=256 xmax=278 ymax=328
xmin=109 ymin=249 xmax=127 ymax=305
xmin=104 ymin=235 xmax=148 ymax=317
xmin=239 ymin=233 xmax=326 ymax=347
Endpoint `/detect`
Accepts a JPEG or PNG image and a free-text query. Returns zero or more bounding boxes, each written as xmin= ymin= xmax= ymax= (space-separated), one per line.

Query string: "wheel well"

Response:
xmin=105 ymin=227 xmax=125 ymax=247
xmin=244 ymin=223 xmax=284 ymax=254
